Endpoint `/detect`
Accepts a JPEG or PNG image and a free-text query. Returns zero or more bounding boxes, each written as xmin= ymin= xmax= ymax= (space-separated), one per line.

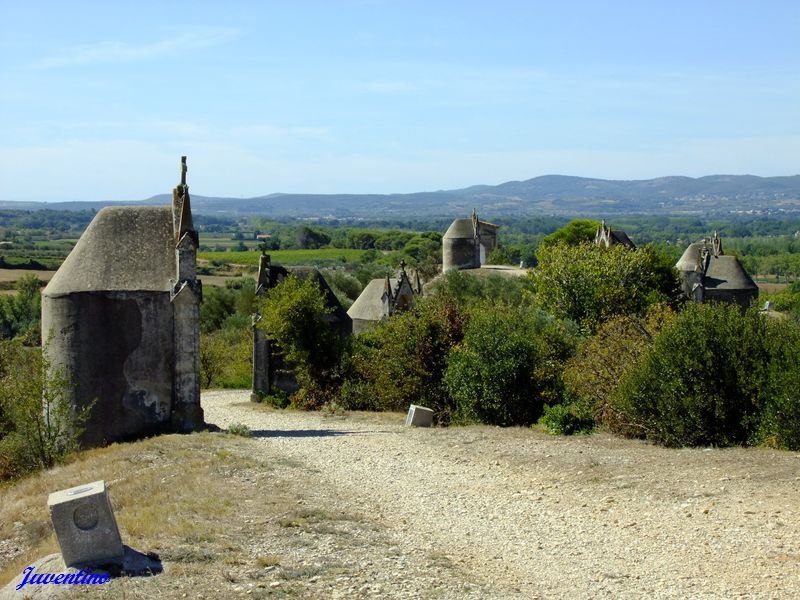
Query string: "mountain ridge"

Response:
xmin=2 ymin=174 xmax=799 ymax=217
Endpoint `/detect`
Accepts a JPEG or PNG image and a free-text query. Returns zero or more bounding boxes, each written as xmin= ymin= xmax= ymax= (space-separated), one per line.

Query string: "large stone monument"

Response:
xmin=41 ymin=157 xmax=204 ymax=446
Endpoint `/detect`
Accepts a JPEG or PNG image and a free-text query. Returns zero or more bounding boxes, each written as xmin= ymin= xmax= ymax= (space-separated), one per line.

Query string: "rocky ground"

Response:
xmin=200 ymin=391 xmax=800 ymax=599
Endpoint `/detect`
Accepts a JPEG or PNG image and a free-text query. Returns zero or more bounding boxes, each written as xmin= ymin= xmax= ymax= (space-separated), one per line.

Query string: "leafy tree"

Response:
xmin=257 ymin=274 xmax=342 ymax=406
xmin=540 ymin=219 xmax=600 ymax=247
xmin=562 ymin=305 xmax=674 ymax=432
xmin=296 ymin=226 xmax=331 ymax=250
xmin=0 ymin=274 xmax=42 ymax=343
xmin=486 ymin=246 xmax=518 ymax=265
xmin=753 ymin=318 xmax=800 ymax=449
xmin=531 ymin=242 xmax=680 ymax=333
xmin=429 ymin=270 xmax=530 ymax=309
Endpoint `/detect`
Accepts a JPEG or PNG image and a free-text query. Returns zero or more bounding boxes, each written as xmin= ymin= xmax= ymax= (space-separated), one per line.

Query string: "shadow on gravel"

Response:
xmin=250 ymin=429 xmax=374 ymax=438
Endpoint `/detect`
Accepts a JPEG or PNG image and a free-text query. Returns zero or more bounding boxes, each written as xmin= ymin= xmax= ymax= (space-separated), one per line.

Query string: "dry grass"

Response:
xmin=0 ymin=432 xmax=286 ymax=595
xmin=0 ymin=427 xmax=388 ymax=598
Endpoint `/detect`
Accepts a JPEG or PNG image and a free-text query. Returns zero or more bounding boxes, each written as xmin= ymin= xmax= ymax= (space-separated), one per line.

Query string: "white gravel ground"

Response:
xmin=202 ymin=390 xmax=800 ymax=599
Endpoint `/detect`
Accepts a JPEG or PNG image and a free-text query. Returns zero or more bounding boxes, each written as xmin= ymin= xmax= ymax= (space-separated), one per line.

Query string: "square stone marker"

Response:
xmin=47 ymin=480 xmax=124 ymax=568
xmin=405 ymin=404 xmax=434 ymax=427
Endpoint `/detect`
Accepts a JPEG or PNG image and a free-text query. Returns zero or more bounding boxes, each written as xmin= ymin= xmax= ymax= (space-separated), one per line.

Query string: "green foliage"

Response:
xmin=486 ymin=246 xmax=518 ymax=265
xmin=531 ymin=242 xmax=681 ymax=333
xmin=257 ymin=274 xmax=342 ymax=406
xmin=295 ymin=226 xmax=331 ymax=249
xmin=538 ymin=403 xmax=594 ymax=435
xmin=197 ymin=248 xmax=369 ymax=267
xmin=339 ymin=294 xmax=465 ymax=422
xmin=754 ymin=319 xmax=800 ymax=449
xmin=0 ymin=340 xmax=90 ymax=479
xmin=321 ymin=269 xmax=363 ymax=309
xmin=614 ymin=304 xmax=770 ymax=447
xmin=540 ymin=219 xmax=600 ymax=247
xmin=256 ymin=389 xmax=291 ymax=409
xmin=444 ymin=305 xmax=579 ymax=426
xmin=0 ymin=274 xmax=42 ymax=343
xmin=429 ymin=270 xmax=530 ymax=309
xmin=562 ymin=306 xmax=674 ymax=432
xmin=226 ymin=423 xmax=252 ymax=437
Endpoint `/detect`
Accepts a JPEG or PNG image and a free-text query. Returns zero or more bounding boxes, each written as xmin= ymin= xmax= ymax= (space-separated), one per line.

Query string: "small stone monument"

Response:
xmin=405 ymin=404 xmax=434 ymax=427
xmin=48 ymin=480 xmax=124 ymax=568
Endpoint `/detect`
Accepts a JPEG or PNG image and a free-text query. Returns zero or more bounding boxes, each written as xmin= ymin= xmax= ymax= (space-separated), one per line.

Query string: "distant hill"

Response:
xmin=3 ymin=174 xmax=800 ymax=218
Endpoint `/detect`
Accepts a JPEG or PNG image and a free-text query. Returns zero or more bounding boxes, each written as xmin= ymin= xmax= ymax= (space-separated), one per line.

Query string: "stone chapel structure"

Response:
xmin=346 ymin=260 xmax=422 ymax=334
xmin=594 ymin=220 xmax=636 ymax=249
xmin=41 ymin=157 xmax=204 ymax=446
xmin=442 ymin=210 xmax=499 ymax=272
xmin=675 ymin=232 xmax=759 ymax=310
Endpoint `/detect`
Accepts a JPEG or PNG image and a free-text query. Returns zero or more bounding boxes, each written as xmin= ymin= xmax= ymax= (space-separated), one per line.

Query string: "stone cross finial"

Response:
xmin=180 ymin=156 xmax=187 ymax=186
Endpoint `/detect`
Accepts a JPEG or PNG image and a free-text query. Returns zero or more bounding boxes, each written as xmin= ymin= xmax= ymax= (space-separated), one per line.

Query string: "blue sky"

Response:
xmin=1 ymin=0 xmax=799 ymax=202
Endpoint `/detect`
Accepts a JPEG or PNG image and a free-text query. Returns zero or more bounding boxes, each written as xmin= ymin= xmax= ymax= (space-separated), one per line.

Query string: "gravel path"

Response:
xmin=203 ymin=391 xmax=800 ymax=599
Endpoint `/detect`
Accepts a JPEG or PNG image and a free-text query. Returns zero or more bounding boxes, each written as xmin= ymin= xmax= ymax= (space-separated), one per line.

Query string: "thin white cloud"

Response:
xmin=31 ymin=27 xmax=239 ymax=70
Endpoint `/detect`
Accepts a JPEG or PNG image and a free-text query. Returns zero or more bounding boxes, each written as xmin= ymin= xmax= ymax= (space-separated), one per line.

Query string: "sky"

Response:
xmin=1 ymin=0 xmax=799 ymax=202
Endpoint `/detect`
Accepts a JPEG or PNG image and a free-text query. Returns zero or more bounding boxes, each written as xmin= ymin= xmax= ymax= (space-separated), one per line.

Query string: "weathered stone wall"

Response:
xmin=171 ymin=283 xmax=203 ymax=431
xmin=705 ymin=288 xmax=759 ymax=311
xmin=443 ymin=237 xmax=478 ymax=272
xmin=42 ymin=291 xmax=174 ymax=446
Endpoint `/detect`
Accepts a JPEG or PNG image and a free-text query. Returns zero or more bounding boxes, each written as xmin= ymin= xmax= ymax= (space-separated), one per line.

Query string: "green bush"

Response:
xmin=0 ymin=340 xmax=91 ymax=480
xmin=755 ymin=319 xmax=800 ymax=449
xmin=538 ymin=403 xmax=594 ymax=435
xmin=227 ymin=423 xmax=252 ymax=437
xmin=257 ymin=389 xmax=291 ymax=409
xmin=339 ymin=294 xmax=465 ymax=422
xmin=444 ymin=305 xmax=578 ymax=426
xmin=613 ymin=303 xmax=769 ymax=447
xmin=562 ymin=306 xmax=674 ymax=432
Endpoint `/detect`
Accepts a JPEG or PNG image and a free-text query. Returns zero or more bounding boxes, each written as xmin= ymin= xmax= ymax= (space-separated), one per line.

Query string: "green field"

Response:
xmin=198 ymin=248 xmax=369 ymax=266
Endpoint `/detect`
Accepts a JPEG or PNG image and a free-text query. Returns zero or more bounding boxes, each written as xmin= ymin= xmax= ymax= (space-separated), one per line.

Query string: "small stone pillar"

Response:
xmin=405 ymin=404 xmax=434 ymax=427
xmin=251 ymin=254 xmax=271 ymax=401
xmin=48 ymin=480 xmax=124 ymax=568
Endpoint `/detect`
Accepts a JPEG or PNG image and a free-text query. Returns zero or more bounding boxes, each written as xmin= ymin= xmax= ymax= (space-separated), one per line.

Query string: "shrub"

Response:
xmin=0 ymin=340 xmax=91 ymax=479
xmin=444 ymin=305 xmax=579 ymax=426
xmin=257 ymin=389 xmax=291 ymax=409
xmin=538 ymin=403 xmax=594 ymax=435
xmin=227 ymin=423 xmax=252 ymax=437
xmin=257 ymin=274 xmax=343 ymax=408
xmin=562 ymin=305 xmax=674 ymax=432
xmin=755 ymin=319 xmax=800 ymax=449
xmin=339 ymin=294 xmax=465 ymax=422
xmin=613 ymin=303 xmax=769 ymax=447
